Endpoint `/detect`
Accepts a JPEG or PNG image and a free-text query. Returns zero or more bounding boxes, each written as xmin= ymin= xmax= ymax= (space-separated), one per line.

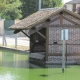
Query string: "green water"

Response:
xmin=0 ymin=49 xmax=80 ymax=80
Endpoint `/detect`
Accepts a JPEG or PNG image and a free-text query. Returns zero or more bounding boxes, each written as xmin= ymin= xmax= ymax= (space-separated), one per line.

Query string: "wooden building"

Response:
xmin=65 ymin=0 xmax=80 ymax=12
xmin=10 ymin=8 xmax=80 ymax=65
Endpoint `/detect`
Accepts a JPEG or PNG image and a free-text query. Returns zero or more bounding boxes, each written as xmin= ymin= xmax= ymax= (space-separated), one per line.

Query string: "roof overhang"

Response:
xmin=9 ymin=8 xmax=80 ymax=31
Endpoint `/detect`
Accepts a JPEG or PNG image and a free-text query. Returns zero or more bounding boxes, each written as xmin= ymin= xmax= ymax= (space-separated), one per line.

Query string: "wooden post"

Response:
xmin=2 ymin=29 xmax=7 ymax=46
xmin=15 ymin=34 xmax=17 ymax=49
xmin=46 ymin=27 xmax=49 ymax=61
xmin=60 ymin=14 xmax=63 ymax=25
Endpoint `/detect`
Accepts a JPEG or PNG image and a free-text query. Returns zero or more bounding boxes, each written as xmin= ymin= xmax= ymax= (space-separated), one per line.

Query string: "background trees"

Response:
xmin=20 ymin=0 xmax=38 ymax=19
xmin=42 ymin=0 xmax=63 ymax=8
xmin=0 ymin=0 xmax=63 ymax=20
xmin=20 ymin=0 xmax=63 ymax=19
xmin=0 ymin=0 xmax=22 ymax=20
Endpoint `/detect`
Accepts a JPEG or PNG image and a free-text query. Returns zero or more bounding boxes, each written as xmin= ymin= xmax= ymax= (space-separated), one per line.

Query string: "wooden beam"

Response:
xmin=14 ymin=30 xmax=21 ymax=34
xmin=37 ymin=31 xmax=46 ymax=39
xmin=49 ymin=16 xmax=60 ymax=23
xmin=46 ymin=27 xmax=49 ymax=61
xmin=21 ymin=30 xmax=30 ymax=38
xmin=29 ymin=16 xmax=60 ymax=35
xmin=43 ymin=16 xmax=60 ymax=27
xmin=63 ymin=16 xmax=79 ymax=25
xmin=29 ymin=27 xmax=43 ymax=35
xmin=49 ymin=44 xmax=80 ymax=45
xmin=44 ymin=24 xmax=80 ymax=28
xmin=48 ymin=53 xmax=80 ymax=56
xmin=60 ymin=14 xmax=63 ymax=25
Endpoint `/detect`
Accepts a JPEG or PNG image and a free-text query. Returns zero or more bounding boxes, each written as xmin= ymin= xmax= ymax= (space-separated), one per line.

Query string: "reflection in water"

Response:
xmin=0 ymin=50 xmax=80 ymax=80
xmin=0 ymin=71 xmax=19 ymax=80
xmin=0 ymin=50 xmax=29 ymax=80
xmin=0 ymin=51 xmax=29 ymax=68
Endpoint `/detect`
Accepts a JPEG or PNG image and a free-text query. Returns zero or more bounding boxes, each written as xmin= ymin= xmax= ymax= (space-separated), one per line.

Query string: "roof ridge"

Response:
xmin=40 ymin=7 xmax=62 ymax=11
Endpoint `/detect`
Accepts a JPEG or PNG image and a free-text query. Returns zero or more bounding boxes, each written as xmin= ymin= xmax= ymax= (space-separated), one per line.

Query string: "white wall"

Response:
xmin=66 ymin=4 xmax=80 ymax=12
xmin=66 ymin=4 xmax=73 ymax=11
xmin=76 ymin=4 xmax=80 ymax=9
xmin=0 ymin=20 xmax=4 ymax=35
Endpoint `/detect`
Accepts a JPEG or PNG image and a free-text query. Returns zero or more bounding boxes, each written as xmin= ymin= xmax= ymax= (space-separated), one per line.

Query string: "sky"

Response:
xmin=63 ymin=0 xmax=72 ymax=3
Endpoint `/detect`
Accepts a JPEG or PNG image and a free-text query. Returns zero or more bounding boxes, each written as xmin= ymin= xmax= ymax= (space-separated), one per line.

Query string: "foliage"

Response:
xmin=20 ymin=0 xmax=38 ymax=19
xmin=0 ymin=0 xmax=22 ymax=20
xmin=42 ymin=0 xmax=63 ymax=8
xmin=20 ymin=0 xmax=63 ymax=19
xmin=0 ymin=0 xmax=63 ymax=19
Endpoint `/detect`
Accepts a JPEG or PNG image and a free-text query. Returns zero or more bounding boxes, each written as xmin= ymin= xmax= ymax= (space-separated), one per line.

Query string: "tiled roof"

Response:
xmin=9 ymin=8 xmax=80 ymax=30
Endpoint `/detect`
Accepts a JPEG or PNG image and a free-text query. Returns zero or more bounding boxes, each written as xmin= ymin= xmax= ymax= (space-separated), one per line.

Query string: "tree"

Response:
xmin=0 ymin=0 xmax=22 ymax=20
xmin=0 ymin=0 xmax=63 ymax=19
xmin=20 ymin=0 xmax=38 ymax=19
xmin=0 ymin=0 xmax=6 ymax=16
xmin=42 ymin=0 xmax=63 ymax=8
xmin=20 ymin=0 xmax=63 ymax=19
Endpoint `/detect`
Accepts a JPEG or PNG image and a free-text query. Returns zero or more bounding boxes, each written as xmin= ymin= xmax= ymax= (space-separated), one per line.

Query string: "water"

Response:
xmin=0 ymin=49 xmax=80 ymax=80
